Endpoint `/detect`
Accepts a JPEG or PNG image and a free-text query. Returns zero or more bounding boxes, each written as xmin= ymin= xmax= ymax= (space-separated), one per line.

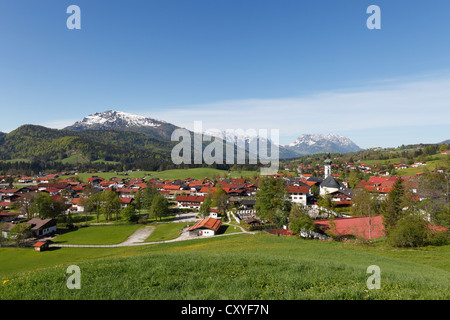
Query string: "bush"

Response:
xmin=388 ymin=214 xmax=431 ymax=247
xmin=121 ymin=205 xmax=138 ymax=222
xmin=428 ymin=231 xmax=450 ymax=246
xmin=138 ymin=217 xmax=148 ymax=224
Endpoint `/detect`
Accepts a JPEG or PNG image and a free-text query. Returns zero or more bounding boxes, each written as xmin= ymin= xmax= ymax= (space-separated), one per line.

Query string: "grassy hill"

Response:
xmin=1 ymin=233 xmax=448 ymax=300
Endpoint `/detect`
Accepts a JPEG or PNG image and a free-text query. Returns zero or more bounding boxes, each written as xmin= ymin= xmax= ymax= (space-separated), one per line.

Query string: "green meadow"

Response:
xmin=63 ymin=168 xmax=258 ymax=183
xmin=51 ymin=225 xmax=143 ymax=245
xmin=144 ymin=223 xmax=188 ymax=242
xmin=1 ymin=233 xmax=449 ymax=300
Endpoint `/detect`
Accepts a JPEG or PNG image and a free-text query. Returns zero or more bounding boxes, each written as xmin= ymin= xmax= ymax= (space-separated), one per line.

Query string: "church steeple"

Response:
xmin=324 ymin=154 xmax=332 ymax=179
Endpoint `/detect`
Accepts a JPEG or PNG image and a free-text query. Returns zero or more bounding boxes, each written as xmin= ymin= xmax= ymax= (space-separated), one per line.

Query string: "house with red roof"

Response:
xmin=287 ymin=186 xmax=309 ymax=205
xmin=70 ymin=198 xmax=86 ymax=212
xmin=119 ymin=197 xmax=134 ymax=208
xmin=187 ymin=217 xmax=222 ymax=236
xmin=176 ymin=195 xmax=205 ymax=209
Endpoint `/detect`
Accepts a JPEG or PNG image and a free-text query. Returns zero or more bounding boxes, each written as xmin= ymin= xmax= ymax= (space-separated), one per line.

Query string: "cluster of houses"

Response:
xmin=292 ymin=157 xmax=444 ymax=177
xmin=0 ymin=153 xmax=447 ymax=244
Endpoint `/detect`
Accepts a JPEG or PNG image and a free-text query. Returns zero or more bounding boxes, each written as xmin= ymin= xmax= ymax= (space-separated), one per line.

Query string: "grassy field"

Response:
xmin=0 ymin=233 xmax=449 ymax=299
xmin=62 ymin=168 xmax=258 ymax=183
xmin=52 ymin=225 xmax=143 ymax=245
xmin=146 ymin=168 xmax=258 ymax=181
xmin=144 ymin=223 xmax=188 ymax=242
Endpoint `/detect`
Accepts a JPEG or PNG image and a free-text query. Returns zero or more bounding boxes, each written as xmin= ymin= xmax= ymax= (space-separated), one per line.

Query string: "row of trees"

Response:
xmin=11 ymin=181 xmax=173 ymax=224
xmin=15 ymin=193 xmax=70 ymax=220
xmin=81 ymin=182 xmax=170 ymax=223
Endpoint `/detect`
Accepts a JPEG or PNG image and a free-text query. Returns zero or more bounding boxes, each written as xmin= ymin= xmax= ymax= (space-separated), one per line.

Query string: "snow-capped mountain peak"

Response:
xmin=64 ymin=110 xmax=178 ymax=140
xmin=71 ymin=110 xmax=164 ymax=129
xmin=285 ymin=134 xmax=362 ymax=156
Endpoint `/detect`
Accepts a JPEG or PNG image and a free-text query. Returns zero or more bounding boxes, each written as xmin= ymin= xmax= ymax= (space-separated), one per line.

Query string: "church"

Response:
xmin=319 ymin=156 xmax=354 ymax=207
xmin=319 ymin=155 xmax=343 ymax=195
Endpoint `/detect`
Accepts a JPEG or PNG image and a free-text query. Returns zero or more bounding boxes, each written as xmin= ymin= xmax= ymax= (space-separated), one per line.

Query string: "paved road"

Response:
xmin=49 ymin=222 xmax=254 ymax=248
xmin=121 ymin=226 xmax=155 ymax=245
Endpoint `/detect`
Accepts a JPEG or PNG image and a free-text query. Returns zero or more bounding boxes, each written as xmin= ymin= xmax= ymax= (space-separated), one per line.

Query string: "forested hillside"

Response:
xmin=0 ymin=125 xmax=177 ymax=172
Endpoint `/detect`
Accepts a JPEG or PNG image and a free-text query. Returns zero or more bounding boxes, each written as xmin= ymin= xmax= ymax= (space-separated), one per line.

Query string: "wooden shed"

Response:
xmin=33 ymin=241 xmax=49 ymax=252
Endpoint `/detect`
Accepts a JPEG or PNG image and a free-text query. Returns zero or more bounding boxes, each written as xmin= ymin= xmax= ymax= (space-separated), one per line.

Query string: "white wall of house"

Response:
xmin=210 ymin=212 xmax=218 ymax=219
xmin=177 ymin=203 xmax=202 ymax=209
xmin=320 ymin=186 xmax=339 ymax=196
xmin=39 ymin=225 xmax=57 ymax=236
xmin=289 ymin=193 xmax=307 ymax=205
xmin=199 ymin=229 xmax=215 ymax=237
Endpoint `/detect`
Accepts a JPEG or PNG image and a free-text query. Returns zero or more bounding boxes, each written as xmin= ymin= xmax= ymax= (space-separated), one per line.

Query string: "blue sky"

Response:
xmin=0 ymin=0 xmax=449 ymax=148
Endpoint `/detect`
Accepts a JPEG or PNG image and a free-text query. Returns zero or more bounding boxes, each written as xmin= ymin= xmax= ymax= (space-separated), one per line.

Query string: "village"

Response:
xmin=1 ymin=150 xmax=448 ymax=251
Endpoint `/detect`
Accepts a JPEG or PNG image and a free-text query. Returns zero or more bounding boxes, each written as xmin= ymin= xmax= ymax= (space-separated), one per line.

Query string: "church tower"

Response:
xmin=324 ymin=155 xmax=332 ymax=179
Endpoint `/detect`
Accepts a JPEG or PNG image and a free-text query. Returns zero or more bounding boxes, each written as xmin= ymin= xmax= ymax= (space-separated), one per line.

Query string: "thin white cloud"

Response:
xmin=147 ymin=76 xmax=450 ymax=145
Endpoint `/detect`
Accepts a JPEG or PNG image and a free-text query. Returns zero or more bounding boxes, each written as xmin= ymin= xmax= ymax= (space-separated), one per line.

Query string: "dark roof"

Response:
xmin=26 ymin=218 xmax=56 ymax=230
xmin=307 ymin=177 xmax=323 ymax=183
xmin=240 ymin=199 xmax=256 ymax=206
xmin=331 ymin=188 xmax=354 ymax=197
xmin=320 ymin=176 xmax=341 ymax=189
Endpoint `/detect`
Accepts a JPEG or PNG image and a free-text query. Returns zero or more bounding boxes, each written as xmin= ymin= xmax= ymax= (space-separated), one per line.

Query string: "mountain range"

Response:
xmin=0 ymin=110 xmax=364 ymax=171
xmin=64 ymin=110 xmax=179 ymax=140
xmin=63 ymin=110 xmax=363 ymax=157
xmin=0 ymin=110 xmax=448 ymax=172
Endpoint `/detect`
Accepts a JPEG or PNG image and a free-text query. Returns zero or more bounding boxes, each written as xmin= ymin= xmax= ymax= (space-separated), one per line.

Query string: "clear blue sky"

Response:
xmin=0 ymin=0 xmax=449 ymax=148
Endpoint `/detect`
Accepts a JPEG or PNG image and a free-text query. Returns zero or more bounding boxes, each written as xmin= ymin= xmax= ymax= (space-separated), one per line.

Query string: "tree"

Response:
xmin=348 ymin=169 xmax=362 ymax=189
xmin=381 ymin=177 xmax=408 ymax=236
xmin=310 ymin=184 xmax=319 ymax=198
xmin=100 ymin=190 xmax=121 ymax=222
xmin=121 ymin=205 xmax=137 ymax=222
xmin=8 ymin=223 xmax=31 ymax=247
xmin=212 ymin=184 xmax=228 ymax=216
xmin=149 ymin=194 xmax=169 ymax=221
xmin=17 ymin=195 xmax=34 ymax=219
xmin=5 ymin=176 xmax=14 ymax=189
xmin=86 ymin=192 xmax=102 ymax=223
xmin=199 ymin=195 xmax=212 ymax=218
xmin=255 ymin=176 xmax=291 ymax=221
xmin=30 ymin=192 xmax=54 ymax=218
xmin=274 ymin=209 xmax=289 ymax=229
xmin=142 ymin=182 xmax=159 ymax=210
xmin=417 ymin=171 xmax=450 ymax=228
xmin=317 ymin=193 xmax=335 ymax=218
xmin=52 ymin=196 xmax=70 ymax=218
xmin=289 ymin=204 xmax=318 ymax=238
xmin=387 ymin=210 xmax=431 ymax=247
xmin=133 ymin=190 xmax=143 ymax=212
xmin=351 ymin=187 xmax=380 ymax=240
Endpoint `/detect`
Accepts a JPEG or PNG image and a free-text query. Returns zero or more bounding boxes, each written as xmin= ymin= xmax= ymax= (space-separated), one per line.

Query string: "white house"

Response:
xmin=287 ymin=186 xmax=309 ymax=205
